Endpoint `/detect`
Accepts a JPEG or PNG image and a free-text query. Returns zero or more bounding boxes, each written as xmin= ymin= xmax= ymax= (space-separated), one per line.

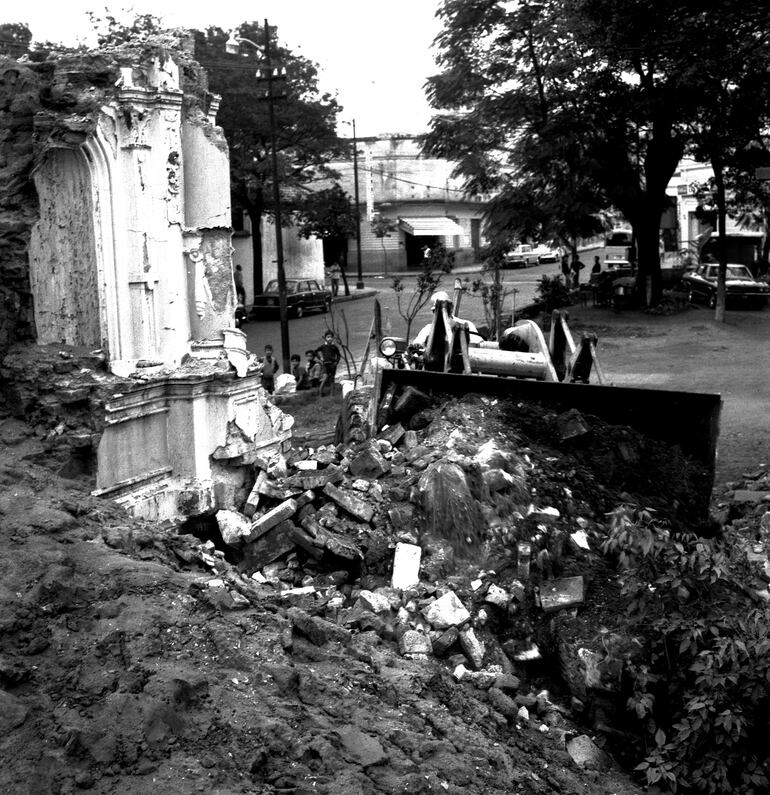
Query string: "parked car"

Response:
xmin=682 ymin=263 xmax=770 ymax=309
xmin=251 ymin=278 xmax=332 ymax=318
xmin=503 ymin=243 xmax=557 ymax=268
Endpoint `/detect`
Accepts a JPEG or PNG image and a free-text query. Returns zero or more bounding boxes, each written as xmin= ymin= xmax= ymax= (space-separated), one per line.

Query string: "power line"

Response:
xmin=333 ymin=162 xmax=483 ymax=196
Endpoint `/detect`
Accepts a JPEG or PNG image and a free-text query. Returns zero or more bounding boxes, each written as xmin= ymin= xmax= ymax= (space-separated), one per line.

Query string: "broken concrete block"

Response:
xmin=357 ymin=590 xmax=392 ymax=614
xmin=539 ymin=576 xmax=585 ymax=613
xmin=379 ymin=423 xmax=406 ymax=446
xmin=245 ymin=498 xmax=298 ymax=543
xmin=566 ymin=735 xmax=610 ymax=771
xmin=294 ymin=460 xmax=318 ymax=471
xmin=288 ymin=465 xmax=344 ymax=491
xmin=351 ymin=478 xmax=370 ymax=492
xmin=484 ymin=584 xmax=510 ymax=608
xmin=422 ymin=591 xmax=471 ymax=629
xmin=244 ymin=470 xmax=268 ymax=518
xmin=349 ymin=444 xmax=390 ymax=479
xmin=393 ymin=385 xmax=432 ymax=417
xmin=257 ymin=478 xmax=303 ymax=501
xmin=459 ymin=627 xmax=485 ymax=670
xmin=391 ymin=542 xmax=421 ymax=590
xmin=399 ymin=629 xmax=432 ymax=656
xmin=313 ymin=447 xmax=338 ymax=466
xmin=287 ymin=606 xmax=351 ymax=646
xmin=556 ymin=409 xmax=590 ymax=442
xmin=431 ymin=626 xmax=459 ymax=657
xmin=240 ymin=520 xmax=296 ymax=572
xmin=401 ymin=430 xmax=419 ymax=450
xmin=216 ymin=509 xmax=252 ymax=547
xmin=488 ymin=687 xmax=518 ymax=719
xmin=323 ymin=482 xmax=374 ymax=523
xmin=294 ymin=490 xmax=316 ymax=510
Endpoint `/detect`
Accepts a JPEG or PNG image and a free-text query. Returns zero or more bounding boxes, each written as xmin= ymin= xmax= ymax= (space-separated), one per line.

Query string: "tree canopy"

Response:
xmin=194 ymin=22 xmax=343 ymax=295
xmin=425 ymin=0 xmax=770 ymax=305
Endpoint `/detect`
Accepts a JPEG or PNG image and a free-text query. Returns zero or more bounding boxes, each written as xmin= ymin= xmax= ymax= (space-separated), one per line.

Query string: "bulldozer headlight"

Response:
xmin=380 ymin=338 xmax=398 ymax=357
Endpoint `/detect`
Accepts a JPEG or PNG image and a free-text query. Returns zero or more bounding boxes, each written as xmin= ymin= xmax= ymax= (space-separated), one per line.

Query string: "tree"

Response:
xmin=194 ymin=23 xmax=342 ymax=297
xmin=295 ymin=184 xmax=357 ymax=296
xmin=683 ymin=7 xmax=770 ymax=320
xmin=426 ymin=0 xmax=770 ymax=307
xmin=0 ymin=23 xmax=31 ymax=56
xmin=391 ymin=243 xmax=454 ymax=343
xmin=370 ymin=214 xmax=398 ymax=274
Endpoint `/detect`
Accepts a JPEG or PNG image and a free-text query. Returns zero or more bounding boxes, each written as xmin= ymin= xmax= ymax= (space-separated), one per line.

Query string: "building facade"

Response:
xmin=333 ymin=134 xmax=489 ymax=274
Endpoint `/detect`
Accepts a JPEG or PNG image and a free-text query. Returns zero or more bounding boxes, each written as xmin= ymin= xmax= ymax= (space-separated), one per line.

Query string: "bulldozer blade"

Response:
xmin=377 ymin=367 xmax=721 ymax=493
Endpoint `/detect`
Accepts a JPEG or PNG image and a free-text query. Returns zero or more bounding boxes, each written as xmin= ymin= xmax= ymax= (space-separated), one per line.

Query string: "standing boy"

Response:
xmin=316 ymin=331 xmax=341 ymax=397
xmin=260 ymin=344 xmax=280 ymax=394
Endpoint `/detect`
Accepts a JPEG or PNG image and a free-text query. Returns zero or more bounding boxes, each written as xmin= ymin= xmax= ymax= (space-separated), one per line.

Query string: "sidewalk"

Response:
xmin=331 ymin=262 xmax=485 ymax=304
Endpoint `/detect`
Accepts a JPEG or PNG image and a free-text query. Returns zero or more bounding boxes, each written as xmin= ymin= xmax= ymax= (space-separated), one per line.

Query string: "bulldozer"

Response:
xmin=345 ymin=291 xmax=722 ymax=505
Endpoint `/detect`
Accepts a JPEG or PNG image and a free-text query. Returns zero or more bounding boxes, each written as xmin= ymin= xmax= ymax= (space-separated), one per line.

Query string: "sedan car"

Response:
xmin=502 ymin=244 xmax=556 ymax=268
xmin=682 ymin=263 xmax=770 ymax=309
xmin=252 ymin=278 xmax=332 ymax=318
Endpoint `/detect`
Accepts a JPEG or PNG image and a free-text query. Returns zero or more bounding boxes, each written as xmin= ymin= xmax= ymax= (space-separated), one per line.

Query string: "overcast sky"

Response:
xmin=12 ymin=0 xmax=443 ymax=138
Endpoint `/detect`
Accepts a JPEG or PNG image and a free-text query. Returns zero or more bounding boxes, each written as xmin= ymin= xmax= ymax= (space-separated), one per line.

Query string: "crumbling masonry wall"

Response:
xmin=0 ymin=58 xmax=40 ymax=351
xmin=0 ymin=40 xmax=290 ymax=521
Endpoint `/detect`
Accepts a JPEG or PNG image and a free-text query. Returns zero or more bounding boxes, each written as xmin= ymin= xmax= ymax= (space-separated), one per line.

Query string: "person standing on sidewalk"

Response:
xmin=234 ymin=264 xmax=246 ymax=305
xmin=328 ymin=261 xmax=342 ymax=297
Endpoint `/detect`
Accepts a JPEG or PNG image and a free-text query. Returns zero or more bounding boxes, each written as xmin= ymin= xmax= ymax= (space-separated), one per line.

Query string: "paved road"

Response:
xmin=243 ymin=262 xmax=559 ymax=371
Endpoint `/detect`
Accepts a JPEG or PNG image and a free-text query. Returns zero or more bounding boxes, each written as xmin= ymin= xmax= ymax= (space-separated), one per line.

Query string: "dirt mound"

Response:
xmin=3 ymin=387 xmax=703 ymax=794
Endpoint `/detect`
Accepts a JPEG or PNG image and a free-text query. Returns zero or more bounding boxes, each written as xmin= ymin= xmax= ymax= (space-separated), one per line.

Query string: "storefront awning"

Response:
xmin=399 ymin=216 xmax=464 ymax=236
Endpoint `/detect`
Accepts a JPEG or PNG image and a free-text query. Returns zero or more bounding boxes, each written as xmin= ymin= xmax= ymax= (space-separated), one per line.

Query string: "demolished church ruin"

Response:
xmin=0 ymin=35 xmax=291 ymax=520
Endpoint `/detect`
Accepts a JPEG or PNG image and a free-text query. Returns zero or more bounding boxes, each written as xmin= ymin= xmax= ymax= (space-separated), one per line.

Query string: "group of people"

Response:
xmin=258 ymin=330 xmax=341 ymax=397
xmin=560 ymin=253 xmax=586 ymax=288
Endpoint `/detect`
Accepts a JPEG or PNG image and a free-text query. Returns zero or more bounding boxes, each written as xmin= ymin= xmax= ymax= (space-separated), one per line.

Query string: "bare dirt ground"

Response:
xmin=565 ymin=302 xmax=770 ymax=482
xmin=0 ymin=301 xmax=766 ymax=795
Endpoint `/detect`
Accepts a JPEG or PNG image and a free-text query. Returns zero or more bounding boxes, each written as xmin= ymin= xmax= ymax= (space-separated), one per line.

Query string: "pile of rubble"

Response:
xmin=154 ymin=391 xmax=720 ymax=770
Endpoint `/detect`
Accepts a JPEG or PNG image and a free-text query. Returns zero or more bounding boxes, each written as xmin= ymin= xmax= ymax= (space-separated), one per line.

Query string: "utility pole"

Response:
xmin=262 ymin=20 xmax=290 ymax=372
xmin=226 ymin=21 xmax=290 ymax=373
xmin=352 ymin=119 xmax=364 ymax=289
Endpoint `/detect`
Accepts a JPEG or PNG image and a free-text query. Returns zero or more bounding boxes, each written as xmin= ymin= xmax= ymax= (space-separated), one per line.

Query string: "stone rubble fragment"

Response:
xmin=539 ymin=576 xmax=585 ymax=613
xmin=459 ymin=626 xmax=485 ymax=670
xmin=566 ymin=735 xmax=610 ymax=770
xmin=323 ymin=482 xmax=375 ymax=523
xmin=422 ymin=591 xmax=471 ymax=629
xmin=245 ymin=498 xmax=298 ymax=543
xmin=357 ymin=589 xmax=392 ymax=614
xmin=216 ymin=509 xmax=252 ymax=547
xmin=391 ymin=542 xmax=421 ymax=590
xmin=484 ymin=584 xmax=510 ymax=608
xmin=398 ymin=629 xmax=432 ymax=656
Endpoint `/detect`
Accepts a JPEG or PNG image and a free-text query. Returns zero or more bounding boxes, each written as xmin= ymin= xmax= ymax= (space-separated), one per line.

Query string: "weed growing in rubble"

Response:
xmin=602 ymin=506 xmax=770 ymax=794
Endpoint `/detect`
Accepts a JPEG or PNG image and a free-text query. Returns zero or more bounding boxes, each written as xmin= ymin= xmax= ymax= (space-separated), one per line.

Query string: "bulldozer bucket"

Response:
xmin=375 ymin=367 xmax=722 ymax=491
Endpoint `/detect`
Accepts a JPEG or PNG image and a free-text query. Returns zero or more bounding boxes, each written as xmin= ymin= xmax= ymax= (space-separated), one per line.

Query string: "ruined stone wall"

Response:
xmin=0 ymin=37 xmax=230 ymax=370
xmin=0 ymin=58 xmax=40 ymax=352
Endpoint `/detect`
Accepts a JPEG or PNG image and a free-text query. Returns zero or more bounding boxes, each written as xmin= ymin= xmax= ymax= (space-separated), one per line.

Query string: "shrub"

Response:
xmin=535 ymin=274 xmax=572 ymax=315
xmin=601 ymin=506 xmax=770 ymax=793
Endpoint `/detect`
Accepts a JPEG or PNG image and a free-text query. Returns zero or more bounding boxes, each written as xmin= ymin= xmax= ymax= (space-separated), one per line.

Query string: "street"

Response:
xmin=243 ymin=261 xmax=560 ymax=372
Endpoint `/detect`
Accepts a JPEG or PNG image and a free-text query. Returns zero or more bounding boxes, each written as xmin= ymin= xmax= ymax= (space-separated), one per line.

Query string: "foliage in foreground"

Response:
xmin=601 ymin=507 xmax=770 ymax=793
